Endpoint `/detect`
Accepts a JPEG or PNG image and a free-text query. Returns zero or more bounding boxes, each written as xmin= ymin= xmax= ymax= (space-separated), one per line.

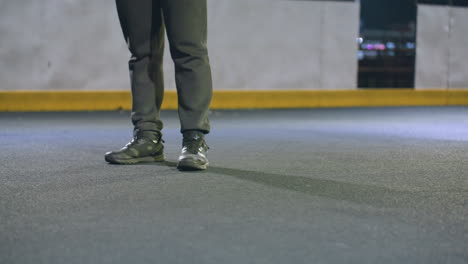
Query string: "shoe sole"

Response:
xmin=105 ymin=153 xmax=165 ymax=165
xmin=177 ymin=158 xmax=208 ymax=171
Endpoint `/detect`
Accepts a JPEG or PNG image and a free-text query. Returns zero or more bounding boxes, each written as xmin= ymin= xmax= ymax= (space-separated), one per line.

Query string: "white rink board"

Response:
xmin=415 ymin=4 xmax=468 ymax=89
xmin=0 ymin=0 xmax=359 ymax=91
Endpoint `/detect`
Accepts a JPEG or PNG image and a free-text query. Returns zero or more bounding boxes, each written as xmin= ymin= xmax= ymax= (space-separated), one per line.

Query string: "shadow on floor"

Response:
xmin=152 ymin=161 xmax=415 ymax=209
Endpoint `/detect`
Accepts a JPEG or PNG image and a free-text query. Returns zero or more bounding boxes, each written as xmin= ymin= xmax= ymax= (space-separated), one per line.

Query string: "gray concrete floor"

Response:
xmin=0 ymin=107 xmax=467 ymax=264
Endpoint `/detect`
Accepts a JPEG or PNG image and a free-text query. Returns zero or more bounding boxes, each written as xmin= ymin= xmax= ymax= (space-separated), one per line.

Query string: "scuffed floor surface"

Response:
xmin=1 ymin=107 xmax=467 ymax=264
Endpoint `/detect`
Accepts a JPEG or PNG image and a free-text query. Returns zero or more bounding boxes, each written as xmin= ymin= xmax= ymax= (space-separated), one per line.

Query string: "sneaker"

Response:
xmin=105 ymin=132 xmax=164 ymax=164
xmin=177 ymin=131 xmax=209 ymax=170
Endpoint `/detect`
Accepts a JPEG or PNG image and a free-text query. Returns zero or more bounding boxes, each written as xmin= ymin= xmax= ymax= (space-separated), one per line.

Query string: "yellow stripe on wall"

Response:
xmin=0 ymin=89 xmax=467 ymax=112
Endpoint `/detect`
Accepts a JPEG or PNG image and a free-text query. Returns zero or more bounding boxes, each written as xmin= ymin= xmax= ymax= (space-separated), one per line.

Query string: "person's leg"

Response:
xmin=162 ymin=0 xmax=212 ymax=170
xmin=106 ymin=0 xmax=166 ymax=164
xmin=115 ymin=0 xmax=165 ymax=136
xmin=162 ymin=0 xmax=213 ymax=134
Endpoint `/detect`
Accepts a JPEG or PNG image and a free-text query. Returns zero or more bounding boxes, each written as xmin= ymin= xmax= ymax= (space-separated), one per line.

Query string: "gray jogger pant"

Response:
xmin=115 ymin=0 xmax=213 ymax=134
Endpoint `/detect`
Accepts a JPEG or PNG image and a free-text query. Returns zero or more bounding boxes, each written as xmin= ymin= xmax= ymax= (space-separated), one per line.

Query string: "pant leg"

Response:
xmin=115 ymin=0 xmax=165 ymax=135
xmin=161 ymin=0 xmax=213 ymax=134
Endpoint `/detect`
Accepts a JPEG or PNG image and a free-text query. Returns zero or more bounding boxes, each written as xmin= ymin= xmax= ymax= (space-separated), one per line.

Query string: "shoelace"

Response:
xmin=124 ymin=137 xmax=163 ymax=148
xmin=124 ymin=137 xmax=138 ymax=148
xmin=183 ymin=138 xmax=209 ymax=153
